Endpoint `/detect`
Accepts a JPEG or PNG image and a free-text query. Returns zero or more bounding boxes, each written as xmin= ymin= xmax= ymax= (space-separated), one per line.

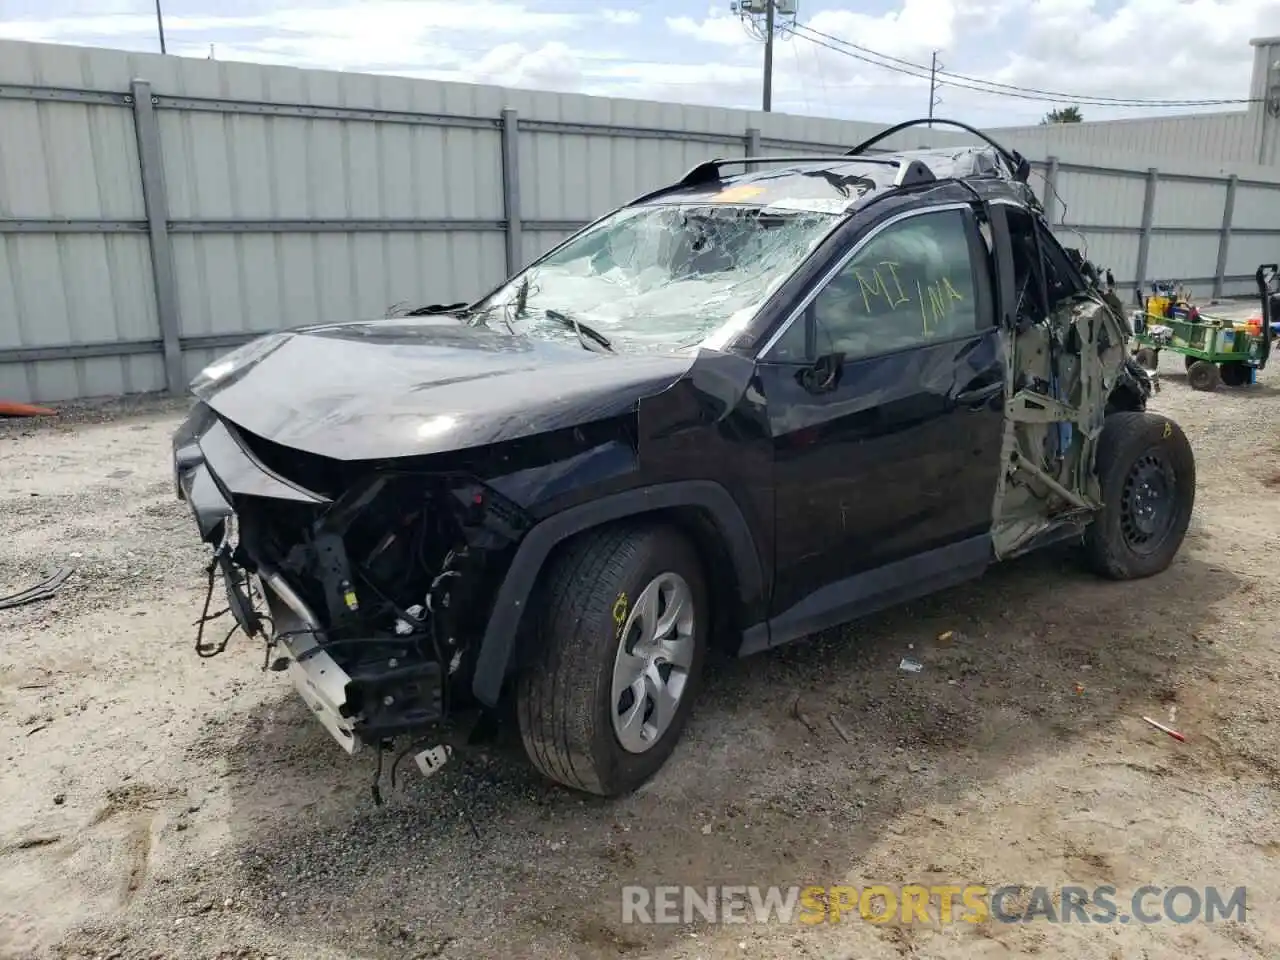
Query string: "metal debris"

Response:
xmin=0 ymin=567 xmax=72 ymax=611
xmin=790 ymin=696 xmax=819 ymax=734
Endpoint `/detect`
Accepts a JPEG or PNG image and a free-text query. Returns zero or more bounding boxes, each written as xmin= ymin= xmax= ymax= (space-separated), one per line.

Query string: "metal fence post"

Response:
xmin=1132 ymin=167 xmax=1159 ymax=300
xmin=500 ymin=108 xmax=522 ymax=278
xmin=1213 ymin=175 xmax=1237 ymax=299
xmin=130 ymin=77 xmax=183 ymax=394
xmin=1042 ymin=156 xmax=1060 ymax=226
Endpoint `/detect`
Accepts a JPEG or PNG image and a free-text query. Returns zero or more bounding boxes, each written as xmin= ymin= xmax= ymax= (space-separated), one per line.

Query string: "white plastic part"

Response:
xmin=414 ymin=744 xmax=453 ymax=778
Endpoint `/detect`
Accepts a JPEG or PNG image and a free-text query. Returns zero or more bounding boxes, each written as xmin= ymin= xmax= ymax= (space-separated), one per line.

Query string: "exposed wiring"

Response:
xmin=193 ymin=554 xmax=275 ymax=659
xmin=371 ymin=740 xmax=386 ymax=806
xmin=389 ymin=735 xmax=434 ymax=790
xmin=1029 ymin=167 xmax=1088 ymax=258
xmin=792 ymin=23 xmax=1260 ymax=109
xmin=193 ymin=556 xmax=233 ymax=659
xmin=352 ymin=560 xmax=452 ymax=721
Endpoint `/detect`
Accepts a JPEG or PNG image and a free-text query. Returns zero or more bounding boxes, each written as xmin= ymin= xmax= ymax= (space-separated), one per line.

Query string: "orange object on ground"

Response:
xmin=0 ymin=400 xmax=56 ymax=417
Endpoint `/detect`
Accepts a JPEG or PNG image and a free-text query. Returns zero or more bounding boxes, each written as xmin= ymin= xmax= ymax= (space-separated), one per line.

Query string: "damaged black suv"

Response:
xmin=174 ymin=120 xmax=1190 ymax=800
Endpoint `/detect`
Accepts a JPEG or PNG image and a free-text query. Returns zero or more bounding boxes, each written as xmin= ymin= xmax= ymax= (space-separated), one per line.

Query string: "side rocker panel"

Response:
xmin=470 ymin=480 xmax=766 ymax=706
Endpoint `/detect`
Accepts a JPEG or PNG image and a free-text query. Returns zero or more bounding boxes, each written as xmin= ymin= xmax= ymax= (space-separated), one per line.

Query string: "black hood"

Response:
xmin=192 ymin=317 xmax=696 ymax=461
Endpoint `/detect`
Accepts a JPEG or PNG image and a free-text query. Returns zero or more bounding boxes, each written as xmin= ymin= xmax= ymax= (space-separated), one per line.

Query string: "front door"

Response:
xmin=755 ymin=202 xmax=1006 ymax=622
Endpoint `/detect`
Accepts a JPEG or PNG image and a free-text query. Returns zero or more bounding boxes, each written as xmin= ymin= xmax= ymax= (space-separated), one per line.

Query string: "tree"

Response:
xmin=1041 ymin=106 xmax=1084 ymax=124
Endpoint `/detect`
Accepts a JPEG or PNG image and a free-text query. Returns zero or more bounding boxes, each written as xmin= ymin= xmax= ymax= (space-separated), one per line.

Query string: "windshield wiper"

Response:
xmin=545 ymin=309 xmax=614 ymax=354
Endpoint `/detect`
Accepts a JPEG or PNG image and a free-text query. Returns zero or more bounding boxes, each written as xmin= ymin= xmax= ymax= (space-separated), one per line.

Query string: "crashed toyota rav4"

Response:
xmin=173 ymin=119 xmax=1190 ymax=801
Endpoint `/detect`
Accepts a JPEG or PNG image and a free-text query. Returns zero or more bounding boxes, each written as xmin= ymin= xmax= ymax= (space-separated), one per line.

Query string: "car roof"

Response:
xmin=633 ymin=144 xmax=1037 ymax=218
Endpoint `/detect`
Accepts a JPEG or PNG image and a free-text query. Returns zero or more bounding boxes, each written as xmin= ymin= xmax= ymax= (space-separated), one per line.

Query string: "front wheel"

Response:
xmin=1084 ymin=412 xmax=1196 ymax=580
xmin=516 ymin=523 xmax=709 ymax=796
xmin=1186 ymin=360 xmax=1220 ymax=391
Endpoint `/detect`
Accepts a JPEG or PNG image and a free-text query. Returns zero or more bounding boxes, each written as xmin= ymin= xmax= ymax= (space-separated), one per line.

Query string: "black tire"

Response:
xmin=1084 ymin=411 xmax=1195 ymax=580
xmin=1184 ymin=354 xmax=1197 ymax=371
xmin=1186 ymin=360 xmax=1220 ymax=391
xmin=1134 ymin=347 xmax=1159 ymax=369
xmin=1219 ymin=362 xmax=1251 ymax=387
xmin=516 ymin=523 xmax=709 ymax=796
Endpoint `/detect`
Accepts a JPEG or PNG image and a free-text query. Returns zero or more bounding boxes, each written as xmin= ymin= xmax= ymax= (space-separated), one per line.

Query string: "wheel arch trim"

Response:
xmin=471 ymin=480 xmax=764 ymax=706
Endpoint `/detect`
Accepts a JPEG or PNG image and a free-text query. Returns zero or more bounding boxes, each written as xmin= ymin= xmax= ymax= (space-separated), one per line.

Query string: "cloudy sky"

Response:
xmin=0 ymin=0 xmax=1274 ymax=127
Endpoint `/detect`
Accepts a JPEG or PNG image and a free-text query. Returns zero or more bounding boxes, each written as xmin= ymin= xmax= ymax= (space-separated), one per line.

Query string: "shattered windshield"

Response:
xmin=470 ymin=202 xmax=838 ymax=352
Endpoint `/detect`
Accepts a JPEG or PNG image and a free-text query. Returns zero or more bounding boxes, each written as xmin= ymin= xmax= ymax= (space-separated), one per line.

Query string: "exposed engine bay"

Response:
xmin=181 ymin=438 xmax=538 ymax=798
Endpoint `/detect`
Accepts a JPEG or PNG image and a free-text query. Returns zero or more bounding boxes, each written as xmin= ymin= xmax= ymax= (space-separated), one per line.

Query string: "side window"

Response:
xmin=808 ymin=208 xmax=982 ymax=359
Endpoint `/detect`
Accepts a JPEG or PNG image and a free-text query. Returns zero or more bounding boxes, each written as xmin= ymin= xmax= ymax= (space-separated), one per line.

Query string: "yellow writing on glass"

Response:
xmin=848 ymin=260 xmax=967 ymax=334
xmin=916 ymin=276 xmax=965 ymax=334
xmin=852 ymin=261 xmax=910 ymax=313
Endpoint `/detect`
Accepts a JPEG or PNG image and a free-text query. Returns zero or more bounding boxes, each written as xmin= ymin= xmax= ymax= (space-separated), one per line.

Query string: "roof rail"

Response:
xmin=676 ymin=154 xmax=934 ymax=189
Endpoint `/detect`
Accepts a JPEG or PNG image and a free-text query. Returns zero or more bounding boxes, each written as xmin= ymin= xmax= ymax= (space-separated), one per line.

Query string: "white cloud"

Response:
xmin=600 ymin=9 xmax=643 ymax=26
xmin=0 ymin=2 xmax=585 ymax=48
xmin=666 ymin=10 xmax=749 ymax=46
xmin=469 ymin=41 xmax=586 ymax=92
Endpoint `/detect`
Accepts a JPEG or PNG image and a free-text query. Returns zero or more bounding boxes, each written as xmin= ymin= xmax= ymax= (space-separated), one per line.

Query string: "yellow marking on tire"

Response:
xmin=612 ymin=593 xmax=629 ymax=640
xmin=1162 ymin=421 xmax=1172 ymax=439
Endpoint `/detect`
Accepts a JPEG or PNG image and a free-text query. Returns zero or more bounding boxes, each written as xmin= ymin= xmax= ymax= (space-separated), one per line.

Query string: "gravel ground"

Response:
xmin=1 ymin=355 xmax=1278 ymax=960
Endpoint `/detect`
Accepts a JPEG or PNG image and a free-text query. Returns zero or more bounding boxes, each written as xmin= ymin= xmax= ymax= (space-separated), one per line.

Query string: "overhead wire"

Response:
xmin=791 ymin=22 xmax=1260 ymax=109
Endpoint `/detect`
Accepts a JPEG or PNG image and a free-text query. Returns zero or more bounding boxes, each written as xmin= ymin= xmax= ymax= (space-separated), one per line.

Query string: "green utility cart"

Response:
xmin=1131 ymin=265 xmax=1277 ymax=391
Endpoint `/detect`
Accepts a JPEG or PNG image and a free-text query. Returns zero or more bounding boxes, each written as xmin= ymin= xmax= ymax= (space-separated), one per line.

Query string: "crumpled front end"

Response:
xmin=172 ymin=401 xmax=533 ymax=760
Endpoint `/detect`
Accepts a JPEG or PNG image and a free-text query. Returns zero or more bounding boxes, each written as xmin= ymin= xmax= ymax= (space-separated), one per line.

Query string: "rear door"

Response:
xmin=754 ymin=201 xmax=1005 ymax=618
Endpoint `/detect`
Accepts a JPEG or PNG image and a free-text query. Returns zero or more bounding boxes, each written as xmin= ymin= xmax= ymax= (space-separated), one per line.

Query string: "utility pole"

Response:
xmin=762 ymin=0 xmax=775 ymax=112
xmin=732 ymin=0 xmax=796 ymax=114
xmin=927 ymin=50 xmax=943 ymax=127
xmin=155 ymin=0 xmax=167 ymax=54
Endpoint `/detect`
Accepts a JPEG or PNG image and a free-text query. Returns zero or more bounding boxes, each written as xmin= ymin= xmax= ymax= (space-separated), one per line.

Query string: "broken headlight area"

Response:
xmin=190 ymin=468 xmax=532 ymax=790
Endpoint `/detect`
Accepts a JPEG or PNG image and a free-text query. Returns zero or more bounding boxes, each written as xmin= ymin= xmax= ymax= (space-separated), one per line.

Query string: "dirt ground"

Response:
xmin=1 ymin=357 xmax=1278 ymax=960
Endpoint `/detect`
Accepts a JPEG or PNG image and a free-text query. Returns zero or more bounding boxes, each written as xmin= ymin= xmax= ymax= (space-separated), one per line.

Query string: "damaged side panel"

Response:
xmin=990 ymin=228 xmax=1147 ymax=559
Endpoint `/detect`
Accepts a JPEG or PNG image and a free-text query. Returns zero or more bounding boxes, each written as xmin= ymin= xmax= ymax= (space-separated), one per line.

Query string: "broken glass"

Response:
xmin=472 ymin=203 xmax=839 ymax=352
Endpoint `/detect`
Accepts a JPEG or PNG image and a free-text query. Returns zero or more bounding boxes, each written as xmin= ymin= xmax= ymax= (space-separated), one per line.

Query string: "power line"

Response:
xmin=795 ymin=23 xmax=1259 ymax=107
xmin=792 ymin=23 xmax=1260 ymax=108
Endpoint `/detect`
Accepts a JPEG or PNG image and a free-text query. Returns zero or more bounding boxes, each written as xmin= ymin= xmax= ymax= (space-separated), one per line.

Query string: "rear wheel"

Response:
xmin=1085 ymin=411 xmax=1195 ymax=580
xmin=1186 ymin=360 xmax=1220 ymax=391
xmin=516 ymin=523 xmax=709 ymax=796
xmin=1219 ymin=362 xmax=1252 ymax=387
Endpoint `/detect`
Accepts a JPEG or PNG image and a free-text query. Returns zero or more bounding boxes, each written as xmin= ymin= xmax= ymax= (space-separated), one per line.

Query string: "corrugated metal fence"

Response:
xmin=2 ymin=40 xmax=1280 ymax=403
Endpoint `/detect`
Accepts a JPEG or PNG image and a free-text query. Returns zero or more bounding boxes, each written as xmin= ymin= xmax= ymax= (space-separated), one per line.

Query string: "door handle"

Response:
xmin=955 ymin=380 xmax=1003 ymax=408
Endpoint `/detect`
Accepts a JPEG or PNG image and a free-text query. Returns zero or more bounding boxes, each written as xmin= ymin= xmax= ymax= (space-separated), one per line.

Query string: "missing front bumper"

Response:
xmin=261 ymin=573 xmax=364 ymax=754
xmin=260 ymin=571 xmax=445 ymax=754
xmin=176 ymin=409 xmax=447 ymax=756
